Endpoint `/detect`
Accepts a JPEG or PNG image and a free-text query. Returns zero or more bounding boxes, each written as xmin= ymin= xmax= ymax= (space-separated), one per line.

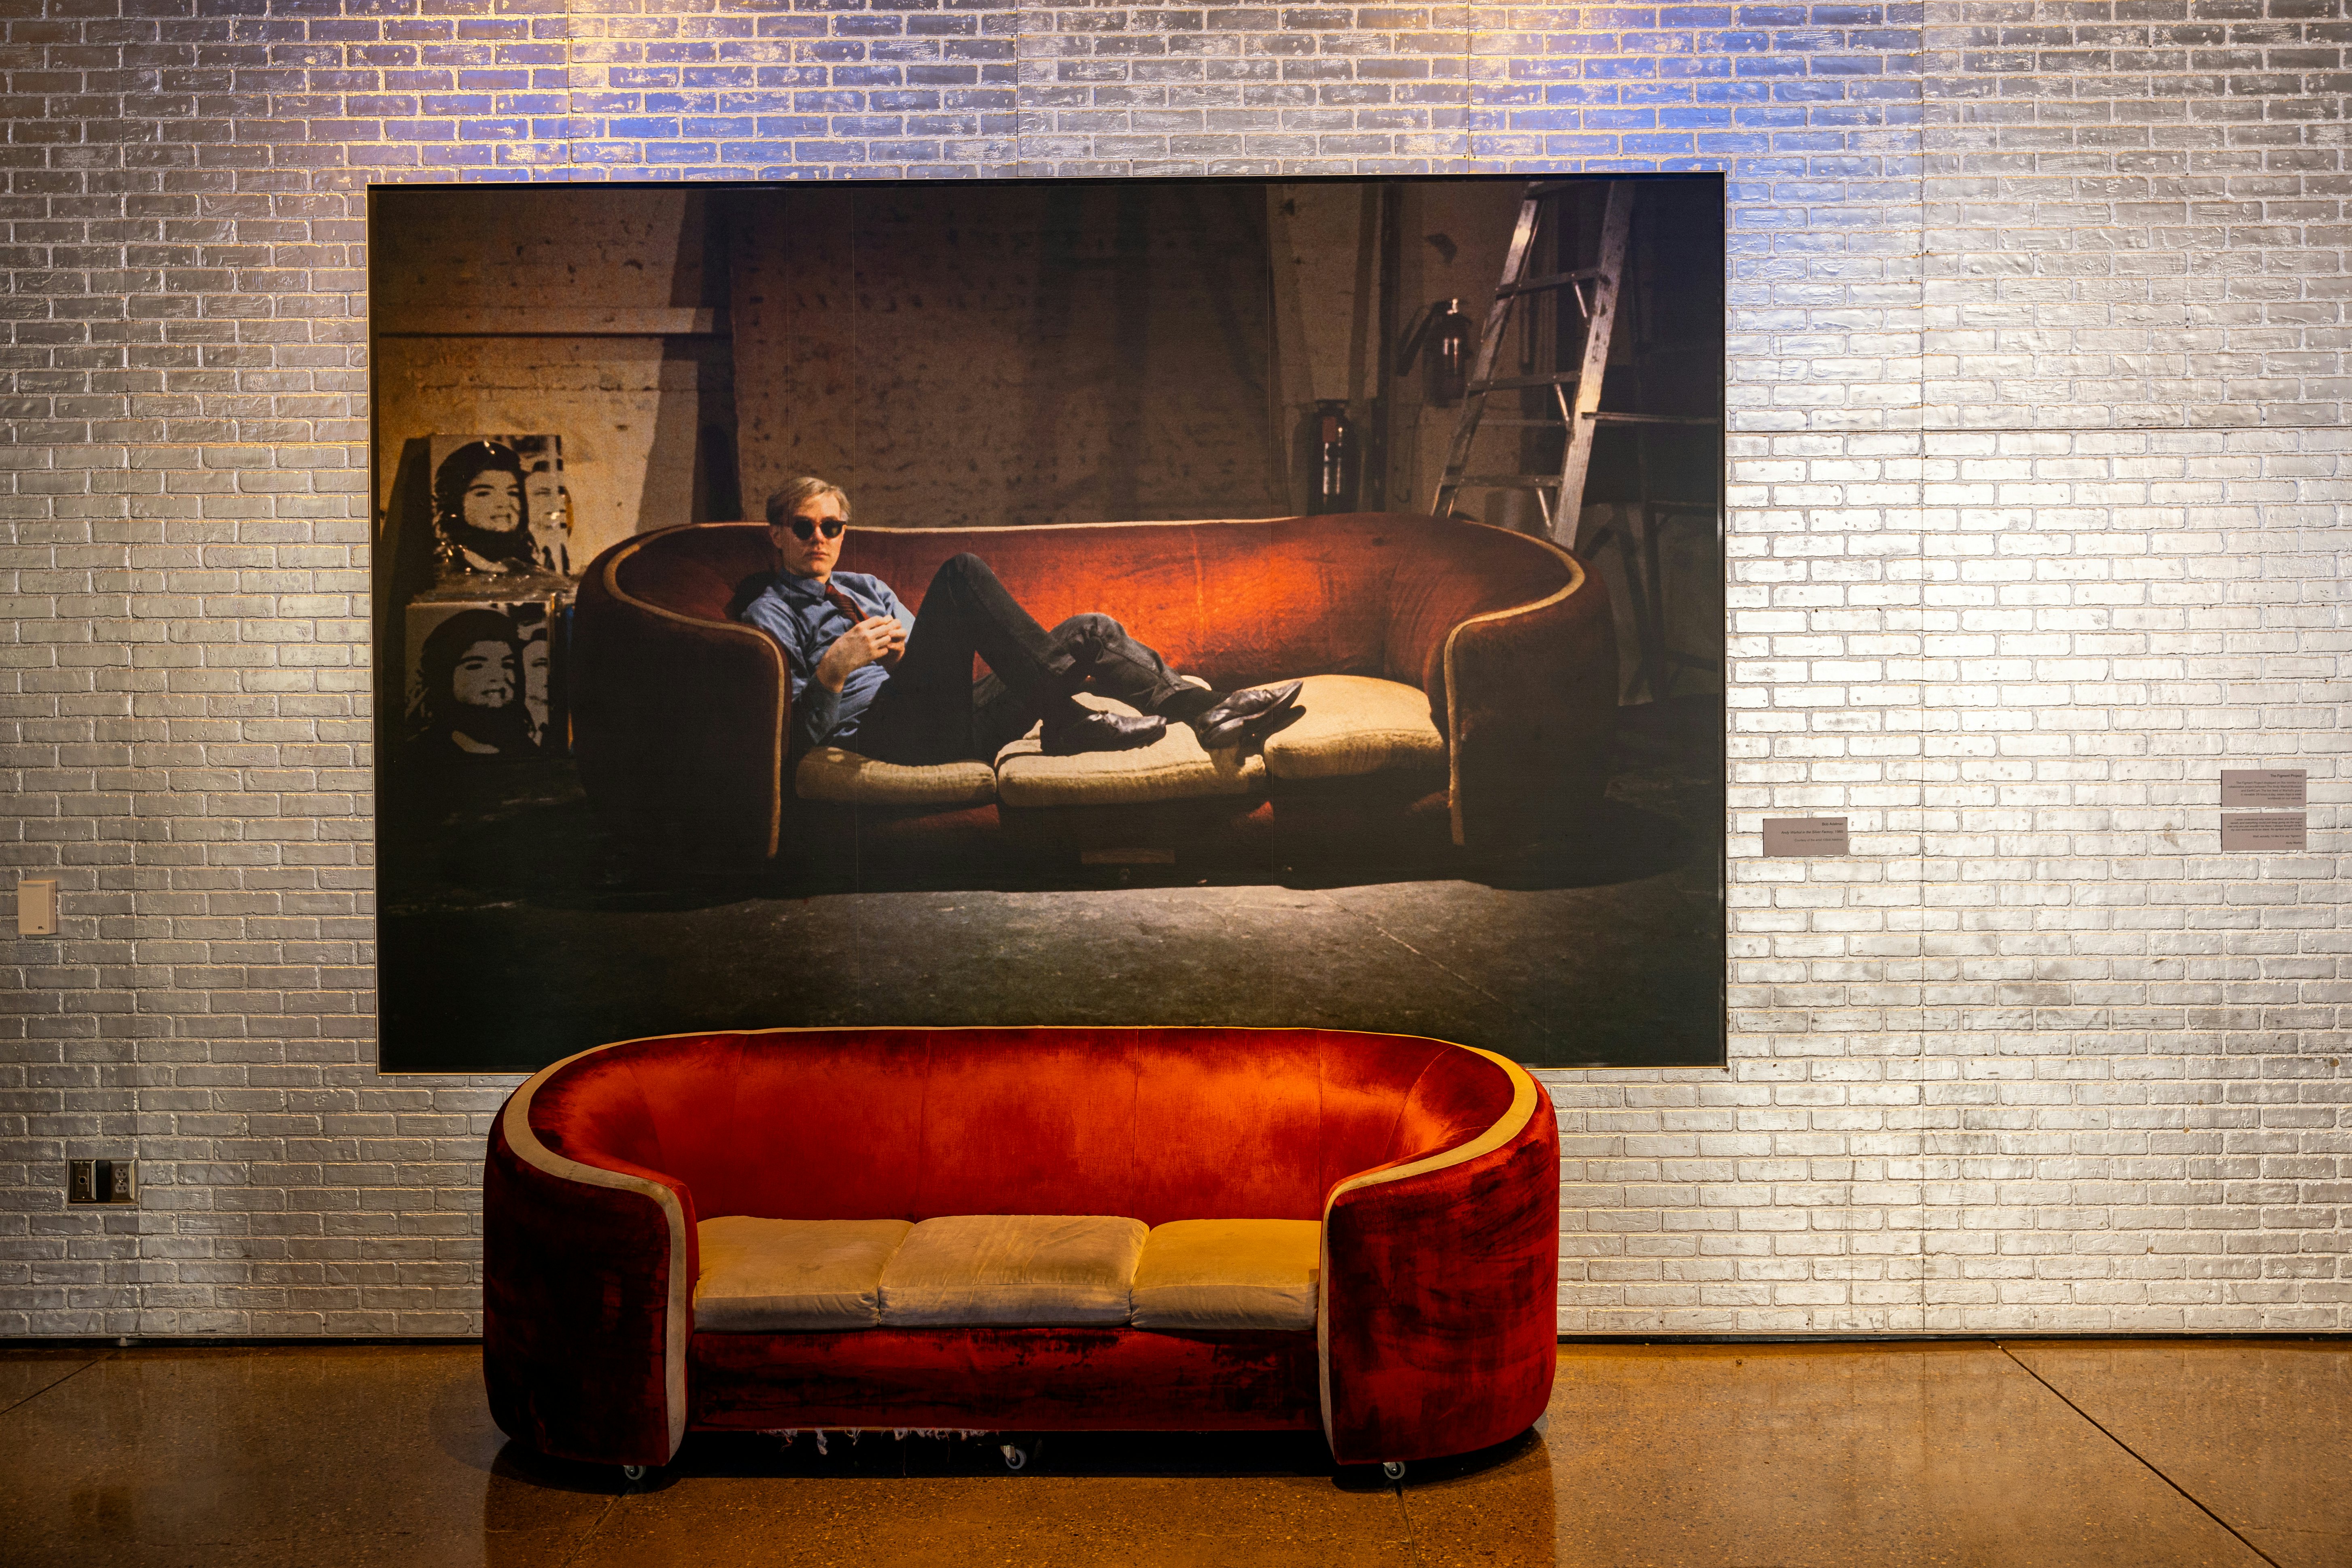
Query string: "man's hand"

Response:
xmin=814 ymin=616 xmax=908 ymax=691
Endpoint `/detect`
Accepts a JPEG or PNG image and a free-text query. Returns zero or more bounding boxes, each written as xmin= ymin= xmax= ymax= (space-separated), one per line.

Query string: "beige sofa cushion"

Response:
xmin=995 ymin=695 xmax=1264 ymax=808
xmin=694 ymin=1216 xmax=913 ymax=1331
xmin=795 ymin=746 xmax=997 ymax=808
xmin=1129 ymin=1218 xmax=1321 ymax=1331
xmin=878 ymin=1214 xmax=1147 ymax=1326
xmin=1260 ymin=674 xmax=1444 ymax=782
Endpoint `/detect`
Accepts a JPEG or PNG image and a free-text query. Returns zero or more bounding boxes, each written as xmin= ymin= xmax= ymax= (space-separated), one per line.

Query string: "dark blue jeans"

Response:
xmin=854 ymin=554 xmax=1194 ymax=766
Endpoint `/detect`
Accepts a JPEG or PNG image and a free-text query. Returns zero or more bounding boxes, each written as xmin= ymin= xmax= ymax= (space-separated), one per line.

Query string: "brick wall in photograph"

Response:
xmin=0 ymin=0 xmax=2344 ymax=1335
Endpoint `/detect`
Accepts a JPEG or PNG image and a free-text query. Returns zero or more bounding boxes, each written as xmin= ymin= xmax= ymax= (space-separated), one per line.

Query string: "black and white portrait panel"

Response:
xmin=402 ymin=599 xmax=562 ymax=764
xmin=428 ymin=434 xmax=573 ymax=578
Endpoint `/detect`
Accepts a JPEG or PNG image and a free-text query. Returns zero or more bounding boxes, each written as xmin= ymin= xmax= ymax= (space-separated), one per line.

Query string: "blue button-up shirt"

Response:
xmin=738 ymin=569 xmax=913 ymax=757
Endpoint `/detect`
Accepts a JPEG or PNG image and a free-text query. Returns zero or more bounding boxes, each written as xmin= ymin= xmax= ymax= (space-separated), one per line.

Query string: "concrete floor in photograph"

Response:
xmin=379 ymin=699 xmax=1726 ymax=1074
xmin=2 ymin=1340 xmax=2344 ymax=1568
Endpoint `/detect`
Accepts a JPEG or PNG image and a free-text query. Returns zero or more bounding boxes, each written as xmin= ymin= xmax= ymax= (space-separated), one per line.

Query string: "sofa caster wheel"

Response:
xmin=999 ymin=1436 xmax=1043 ymax=1472
xmin=1382 ymin=1460 xmax=1406 ymax=1483
xmin=622 ymin=1464 xmax=647 ymax=1483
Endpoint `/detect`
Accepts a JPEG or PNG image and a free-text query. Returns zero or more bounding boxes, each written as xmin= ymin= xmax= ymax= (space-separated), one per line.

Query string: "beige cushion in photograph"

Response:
xmin=1129 ymin=1218 xmax=1321 ymax=1331
xmin=1259 ymin=674 xmax=1445 ymax=782
xmin=878 ymin=1214 xmax=1148 ymax=1327
xmin=794 ymin=747 xmax=998 ymax=808
xmin=995 ymin=694 xmax=1264 ymax=807
xmin=694 ymin=1215 xmax=914 ymax=1332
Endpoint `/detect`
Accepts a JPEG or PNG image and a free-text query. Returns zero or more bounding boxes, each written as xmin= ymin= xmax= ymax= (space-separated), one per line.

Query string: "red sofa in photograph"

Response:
xmin=570 ymin=513 xmax=1616 ymax=865
xmin=481 ymin=1027 xmax=1560 ymax=1476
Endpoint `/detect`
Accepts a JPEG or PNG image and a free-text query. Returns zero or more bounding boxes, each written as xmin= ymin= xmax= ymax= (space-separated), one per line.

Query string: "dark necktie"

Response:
xmin=821 ymin=582 xmax=865 ymax=623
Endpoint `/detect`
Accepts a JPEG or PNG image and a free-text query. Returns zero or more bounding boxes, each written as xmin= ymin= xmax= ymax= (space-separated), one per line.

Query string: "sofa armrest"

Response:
xmin=573 ymin=551 xmax=791 ymax=861
xmin=1317 ymin=1052 xmax=1559 ymax=1465
xmin=482 ymin=1063 xmax=698 ymax=1468
xmin=1440 ymin=548 xmax=1617 ymax=852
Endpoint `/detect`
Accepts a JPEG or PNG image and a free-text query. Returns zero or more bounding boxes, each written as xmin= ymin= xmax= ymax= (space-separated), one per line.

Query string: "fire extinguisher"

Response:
xmin=1398 ymin=297 xmax=1472 ymax=407
xmin=1299 ymin=399 xmax=1360 ymax=515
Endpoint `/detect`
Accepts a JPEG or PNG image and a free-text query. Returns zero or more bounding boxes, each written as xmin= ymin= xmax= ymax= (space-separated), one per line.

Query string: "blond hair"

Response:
xmin=766 ymin=477 xmax=851 ymax=526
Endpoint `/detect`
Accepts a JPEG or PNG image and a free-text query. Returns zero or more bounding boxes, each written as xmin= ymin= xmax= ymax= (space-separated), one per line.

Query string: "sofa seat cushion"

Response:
xmin=695 ymin=1216 xmax=914 ymax=1331
xmin=1260 ymin=675 xmax=1445 ymax=782
xmin=1130 ymin=1219 xmax=1321 ymax=1331
xmin=878 ymin=1214 xmax=1147 ymax=1327
xmin=795 ymin=747 xmax=997 ymax=808
xmin=996 ymin=696 xmax=1264 ymax=808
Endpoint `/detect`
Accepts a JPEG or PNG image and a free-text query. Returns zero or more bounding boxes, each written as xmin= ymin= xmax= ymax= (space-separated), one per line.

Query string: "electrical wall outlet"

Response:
xmin=67 ymin=1160 xmax=136 ymax=1205
xmin=17 ymin=877 xmax=57 ymax=936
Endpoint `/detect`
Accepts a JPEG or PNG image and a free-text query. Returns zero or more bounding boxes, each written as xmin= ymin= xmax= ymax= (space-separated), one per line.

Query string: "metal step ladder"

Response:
xmin=1430 ymin=179 xmax=1634 ymax=551
xmin=1432 ymin=177 xmax=1722 ymax=704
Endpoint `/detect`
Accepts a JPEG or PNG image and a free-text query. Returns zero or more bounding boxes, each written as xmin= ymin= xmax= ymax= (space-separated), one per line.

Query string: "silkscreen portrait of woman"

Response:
xmin=523 ymin=458 xmax=573 ymax=574
xmin=408 ymin=608 xmax=535 ymax=760
xmin=432 ymin=440 xmax=536 ymax=574
xmin=511 ymin=604 xmax=555 ymax=749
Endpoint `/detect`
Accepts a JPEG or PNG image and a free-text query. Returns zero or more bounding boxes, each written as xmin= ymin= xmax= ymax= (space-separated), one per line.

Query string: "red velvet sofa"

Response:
xmin=482 ymin=1027 xmax=1560 ymax=1475
xmin=570 ymin=514 xmax=1615 ymax=865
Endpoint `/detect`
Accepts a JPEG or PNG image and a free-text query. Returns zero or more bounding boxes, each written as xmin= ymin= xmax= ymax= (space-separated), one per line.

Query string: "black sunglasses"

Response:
xmin=786 ymin=516 xmax=846 ymax=541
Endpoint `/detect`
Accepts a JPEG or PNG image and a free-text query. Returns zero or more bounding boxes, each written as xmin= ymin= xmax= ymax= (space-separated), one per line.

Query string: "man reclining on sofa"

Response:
xmin=739 ymin=477 xmax=1304 ymax=765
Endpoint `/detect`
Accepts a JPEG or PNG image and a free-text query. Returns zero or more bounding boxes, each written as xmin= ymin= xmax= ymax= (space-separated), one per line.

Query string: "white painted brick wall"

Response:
xmin=0 ymin=0 xmax=2342 ymax=1336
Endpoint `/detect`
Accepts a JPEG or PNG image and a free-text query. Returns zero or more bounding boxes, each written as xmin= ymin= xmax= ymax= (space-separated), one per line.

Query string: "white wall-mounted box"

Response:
xmin=16 ymin=878 xmax=56 ymax=936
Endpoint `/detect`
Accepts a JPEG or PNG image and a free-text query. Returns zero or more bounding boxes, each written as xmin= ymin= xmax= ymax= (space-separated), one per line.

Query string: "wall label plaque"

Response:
xmin=2220 ymin=769 xmax=2306 ymax=810
xmin=1762 ymin=817 xmax=1849 ymax=857
xmin=2221 ymin=813 xmax=2307 ymax=853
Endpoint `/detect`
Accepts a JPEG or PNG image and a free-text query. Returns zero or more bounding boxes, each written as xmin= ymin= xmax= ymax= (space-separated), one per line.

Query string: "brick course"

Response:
xmin=0 ymin=0 xmax=2342 ymax=1335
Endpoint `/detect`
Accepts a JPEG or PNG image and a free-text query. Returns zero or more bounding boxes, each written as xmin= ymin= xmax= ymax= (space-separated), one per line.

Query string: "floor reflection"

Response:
xmin=6 ymin=1342 xmax=2341 ymax=1568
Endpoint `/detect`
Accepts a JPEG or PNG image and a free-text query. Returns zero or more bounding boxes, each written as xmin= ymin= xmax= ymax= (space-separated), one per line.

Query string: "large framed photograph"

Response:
xmin=369 ymin=178 xmax=1726 ymax=1073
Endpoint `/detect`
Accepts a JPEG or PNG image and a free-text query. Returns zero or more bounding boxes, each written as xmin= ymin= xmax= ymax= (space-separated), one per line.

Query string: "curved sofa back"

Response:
xmin=603 ymin=513 xmax=1580 ymax=698
xmin=524 ymin=1027 xmax=1523 ymax=1226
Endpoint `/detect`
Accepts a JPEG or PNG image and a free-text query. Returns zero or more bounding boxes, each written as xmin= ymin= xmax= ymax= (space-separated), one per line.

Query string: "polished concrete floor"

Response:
xmin=2 ymin=1340 xmax=2344 ymax=1567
